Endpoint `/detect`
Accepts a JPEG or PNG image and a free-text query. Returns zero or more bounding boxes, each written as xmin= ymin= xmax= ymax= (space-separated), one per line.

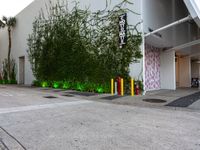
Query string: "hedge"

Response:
xmin=27 ymin=0 xmax=142 ymax=93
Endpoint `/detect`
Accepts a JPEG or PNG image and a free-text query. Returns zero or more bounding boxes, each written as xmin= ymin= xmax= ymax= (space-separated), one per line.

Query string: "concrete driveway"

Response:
xmin=0 ymin=86 xmax=200 ymax=150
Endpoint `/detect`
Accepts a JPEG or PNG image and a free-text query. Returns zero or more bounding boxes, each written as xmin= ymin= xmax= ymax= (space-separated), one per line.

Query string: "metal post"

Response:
xmin=131 ymin=79 xmax=134 ymax=96
xmin=111 ymin=79 xmax=114 ymax=95
xmin=121 ymin=78 xmax=124 ymax=96
xmin=115 ymin=82 xmax=118 ymax=95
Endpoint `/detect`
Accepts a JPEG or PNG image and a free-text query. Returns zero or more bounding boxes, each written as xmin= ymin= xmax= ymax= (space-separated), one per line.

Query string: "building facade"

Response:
xmin=0 ymin=0 xmax=199 ymax=92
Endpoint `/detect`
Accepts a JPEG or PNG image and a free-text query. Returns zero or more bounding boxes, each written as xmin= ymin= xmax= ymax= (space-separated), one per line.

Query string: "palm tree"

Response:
xmin=0 ymin=16 xmax=16 ymax=80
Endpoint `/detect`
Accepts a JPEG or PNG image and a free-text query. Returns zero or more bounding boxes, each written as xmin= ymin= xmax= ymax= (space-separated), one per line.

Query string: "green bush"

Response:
xmin=62 ymin=81 xmax=71 ymax=89
xmin=41 ymin=81 xmax=49 ymax=88
xmin=84 ymin=82 xmax=96 ymax=92
xmin=52 ymin=81 xmax=61 ymax=89
xmin=27 ymin=0 xmax=142 ymax=93
xmin=2 ymin=80 xmax=8 ymax=84
xmin=33 ymin=80 xmax=110 ymax=93
xmin=32 ymin=80 xmax=41 ymax=86
xmin=0 ymin=79 xmax=17 ymax=85
xmin=8 ymin=80 xmax=17 ymax=84
xmin=2 ymin=58 xmax=16 ymax=82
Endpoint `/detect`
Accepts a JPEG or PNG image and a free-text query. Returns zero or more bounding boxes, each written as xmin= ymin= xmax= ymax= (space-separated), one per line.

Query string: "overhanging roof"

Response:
xmin=184 ymin=0 xmax=200 ymax=27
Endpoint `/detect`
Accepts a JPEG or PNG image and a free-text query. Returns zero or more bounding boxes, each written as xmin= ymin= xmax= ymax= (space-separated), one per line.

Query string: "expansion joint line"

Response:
xmin=0 ymin=127 xmax=27 ymax=150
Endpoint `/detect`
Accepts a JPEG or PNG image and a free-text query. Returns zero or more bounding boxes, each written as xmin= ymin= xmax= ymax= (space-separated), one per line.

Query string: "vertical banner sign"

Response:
xmin=119 ymin=13 xmax=127 ymax=48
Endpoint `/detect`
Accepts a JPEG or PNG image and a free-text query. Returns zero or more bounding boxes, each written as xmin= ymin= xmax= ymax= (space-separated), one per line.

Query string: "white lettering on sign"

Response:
xmin=119 ymin=13 xmax=127 ymax=48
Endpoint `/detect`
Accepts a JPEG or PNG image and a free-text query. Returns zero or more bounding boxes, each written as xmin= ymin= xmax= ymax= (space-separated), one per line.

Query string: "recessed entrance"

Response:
xmin=19 ymin=56 xmax=25 ymax=84
xmin=176 ymin=46 xmax=200 ymax=89
xmin=175 ymin=55 xmax=191 ymax=88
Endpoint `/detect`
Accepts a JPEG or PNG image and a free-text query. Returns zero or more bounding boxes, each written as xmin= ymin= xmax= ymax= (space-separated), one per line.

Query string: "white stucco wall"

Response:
xmin=129 ymin=0 xmax=143 ymax=80
xmin=160 ymin=50 xmax=176 ymax=90
xmin=0 ymin=0 xmax=143 ymax=85
xmin=0 ymin=0 xmax=48 ymax=85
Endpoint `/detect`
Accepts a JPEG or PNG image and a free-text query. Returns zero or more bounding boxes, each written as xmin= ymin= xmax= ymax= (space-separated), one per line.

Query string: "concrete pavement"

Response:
xmin=0 ymin=85 xmax=200 ymax=150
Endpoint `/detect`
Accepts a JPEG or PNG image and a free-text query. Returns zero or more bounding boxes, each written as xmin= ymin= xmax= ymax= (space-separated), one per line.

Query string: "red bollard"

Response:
xmin=117 ymin=77 xmax=121 ymax=96
xmin=135 ymin=84 xmax=140 ymax=95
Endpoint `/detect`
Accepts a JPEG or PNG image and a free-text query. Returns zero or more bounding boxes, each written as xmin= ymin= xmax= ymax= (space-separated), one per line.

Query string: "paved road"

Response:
xmin=0 ymin=86 xmax=200 ymax=150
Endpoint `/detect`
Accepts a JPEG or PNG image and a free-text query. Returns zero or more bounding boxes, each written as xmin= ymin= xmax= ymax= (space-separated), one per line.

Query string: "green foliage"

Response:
xmin=2 ymin=60 xmax=8 ymax=81
xmin=41 ymin=81 xmax=49 ymax=88
xmin=27 ymin=0 xmax=142 ymax=92
xmin=134 ymin=79 xmax=144 ymax=94
xmin=52 ymin=81 xmax=61 ymax=89
xmin=1 ymin=16 xmax=16 ymax=28
xmin=62 ymin=81 xmax=71 ymax=89
xmin=96 ymin=86 xmax=104 ymax=94
xmin=138 ymin=80 xmax=144 ymax=91
xmin=1 ymin=58 xmax=17 ymax=84
xmin=75 ymin=82 xmax=86 ymax=92
xmin=0 ymin=79 xmax=17 ymax=85
xmin=32 ymin=80 xmax=110 ymax=93
xmin=33 ymin=80 xmax=41 ymax=87
xmin=0 ymin=16 xmax=17 ymax=80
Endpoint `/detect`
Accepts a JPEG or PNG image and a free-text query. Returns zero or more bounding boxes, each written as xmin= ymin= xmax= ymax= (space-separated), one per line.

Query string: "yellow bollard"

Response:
xmin=111 ymin=79 xmax=114 ymax=95
xmin=121 ymin=78 xmax=124 ymax=96
xmin=131 ymin=79 xmax=135 ymax=96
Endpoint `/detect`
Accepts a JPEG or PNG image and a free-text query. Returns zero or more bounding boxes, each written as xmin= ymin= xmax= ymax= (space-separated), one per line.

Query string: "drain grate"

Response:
xmin=62 ymin=94 xmax=74 ymax=97
xmin=53 ymin=90 xmax=64 ymax=92
xmin=143 ymin=99 xmax=167 ymax=103
xmin=101 ymin=95 xmax=126 ymax=100
xmin=44 ymin=96 xmax=57 ymax=99
xmin=41 ymin=88 xmax=50 ymax=91
xmin=68 ymin=92 xmax=97 ymax=97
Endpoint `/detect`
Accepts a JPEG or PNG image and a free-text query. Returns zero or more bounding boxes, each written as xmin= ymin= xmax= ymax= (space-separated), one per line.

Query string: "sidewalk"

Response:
xmin=43 ymin=86 xmax=200 ymax=110
xmin=29 ymin=86 xmax=200 ymax=110
xmin=85 ymin=88 xmax=200 ymax=110
xmin=1 ymin=85 xmax=200 ymax=150
xmin=2 ymin=85 xmax=200 ymax=111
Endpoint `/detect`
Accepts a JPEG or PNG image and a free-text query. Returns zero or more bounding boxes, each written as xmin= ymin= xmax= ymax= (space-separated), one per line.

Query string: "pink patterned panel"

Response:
xmin=145 ymin=44 xmax=161 ymax=90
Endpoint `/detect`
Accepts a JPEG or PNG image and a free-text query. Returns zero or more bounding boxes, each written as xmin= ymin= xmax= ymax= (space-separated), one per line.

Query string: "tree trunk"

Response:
xmin=8 ymin=28 xmax=11 ymax=80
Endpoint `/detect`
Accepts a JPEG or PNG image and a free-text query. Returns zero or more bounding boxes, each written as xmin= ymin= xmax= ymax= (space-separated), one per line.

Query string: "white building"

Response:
xmin=0 ymin=0 xmax=200 ymax=92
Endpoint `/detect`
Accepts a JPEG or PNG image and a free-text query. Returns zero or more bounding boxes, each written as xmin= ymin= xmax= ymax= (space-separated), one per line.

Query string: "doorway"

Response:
xmin=19 ymin=56 xmax=25 ymax=84
xmin=176 ymin=55 xmax=191 ymax=88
